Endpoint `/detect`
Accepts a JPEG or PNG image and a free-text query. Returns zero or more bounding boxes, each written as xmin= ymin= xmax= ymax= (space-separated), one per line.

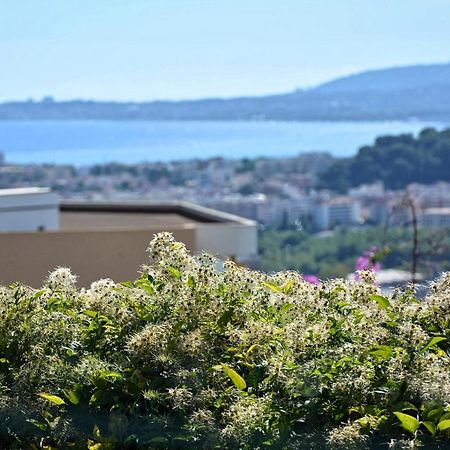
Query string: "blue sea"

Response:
xmin=0 ymin=120 xmax=446 ymax=165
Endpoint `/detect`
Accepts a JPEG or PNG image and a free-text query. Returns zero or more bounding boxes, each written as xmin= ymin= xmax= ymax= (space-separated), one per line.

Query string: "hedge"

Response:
xmin=1 ymin=232 xmax=450 ymax=449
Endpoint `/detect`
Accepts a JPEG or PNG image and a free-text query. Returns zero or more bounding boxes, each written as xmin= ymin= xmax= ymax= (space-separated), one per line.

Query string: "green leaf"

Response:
xmin=166 ymin=266 xmax=181 ymax=278
xmin=336 ymin=301 xmax=351 ymax=308
xmin=335 ymin=356 xmax=352 ymax=367
xmin=64 ymin=390 xmax=80 ymax=405
xmin=134 ymin=279 xmax=155 ymax=294
xmin=369 ymin=294 xmax=391 ymax=309
xmin=427 ymin=407 xmax=444 ymax=421
xmin=120 ymin=281 xmax=135 ymax=288
xmin=422 ymin=421 xmax=437 ymax=435
xmin=280 ymin=303 xmax=293 ymax=314
xmin=261 ymin=281 xmax=282 ymax=293
xmin=46 ymin=297 xmax=59 ymax=310
xmin=187 ymin=275 xmax=196 ymax=288
xmin=370 ymin=345 xmax=392 ymax=360
xmin=99 ymin=371 xmax=122 ymax=380
xmin=394 ymin=401 xmax=418 ymax=412
xmin=437 ymin=419 xmax=450 ymax=431
xmin=420 ymin=336 xmax=447 ymax=354
xmin=394 ymin=412 xmax=420 ymax=434
xmin=221 ymin=363 xmax=246 ymax=390
xmin=89 ymin=390 xmax=108 ymax=406
xmin=32 ymin=289 xmax=47 ymax=299
xmin=27 ymin=418 xmax=48 ymax=430
xmin=284 ymin=361 xmax=300 ymax=371
xmin=147 ymin=437 xmax=170 ymax=447
xmin=217 ymin=309 xmax=233 ymax=328
xmin=246 ymin=344 xmax=258 ymax=355
xmin=283 ymin=280 xmax=293 ymax=294
xmin=38 ymin=393 xmax=66 ymax=406
xmin=439 ymin=411 xmax=450 ymax=421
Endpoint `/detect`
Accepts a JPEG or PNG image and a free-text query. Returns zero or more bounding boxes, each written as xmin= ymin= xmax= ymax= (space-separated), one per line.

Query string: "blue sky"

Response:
xmin=1 ymin=0 xmax=450 ymax=101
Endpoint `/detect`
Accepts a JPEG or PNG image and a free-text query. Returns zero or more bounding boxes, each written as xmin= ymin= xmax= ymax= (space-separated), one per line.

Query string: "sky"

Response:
xmin=1 ymin=0 xmax=450 ymax=102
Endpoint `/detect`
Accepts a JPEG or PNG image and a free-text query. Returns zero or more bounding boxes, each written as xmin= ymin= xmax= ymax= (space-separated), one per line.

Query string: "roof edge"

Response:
xmin=60 ymin=200 xmax=257 ymax=226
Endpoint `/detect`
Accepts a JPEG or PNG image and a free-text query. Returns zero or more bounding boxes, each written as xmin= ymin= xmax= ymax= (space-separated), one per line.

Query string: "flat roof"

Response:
xmin=422 ymin=207 xmax=450 ymax=215
xmin=60 ymin=200 xmax=257 ymax=231
xmin=0 ymin=187 xmax=51 ymax=196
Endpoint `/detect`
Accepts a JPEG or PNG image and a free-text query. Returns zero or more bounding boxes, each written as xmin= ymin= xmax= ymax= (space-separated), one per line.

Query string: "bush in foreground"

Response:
xmin=1 ymin=233 xmax=450 ymax=449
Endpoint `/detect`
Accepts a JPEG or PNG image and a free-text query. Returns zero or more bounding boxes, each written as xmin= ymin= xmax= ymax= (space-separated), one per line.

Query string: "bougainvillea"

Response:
xmin=0 ymin=233 xmax=450 ymax=449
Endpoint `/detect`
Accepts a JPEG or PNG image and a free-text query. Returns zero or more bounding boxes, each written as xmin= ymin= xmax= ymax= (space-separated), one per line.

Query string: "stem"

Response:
xmin=410 ymin=199 xmax=418 ymax=285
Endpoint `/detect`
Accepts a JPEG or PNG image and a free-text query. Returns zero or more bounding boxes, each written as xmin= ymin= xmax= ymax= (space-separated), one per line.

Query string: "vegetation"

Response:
xmin=321 ymin=128 xmax=450 ymax=192
xmin=260 ymin=227 xmax=450 ymax=279
xmin=1 ymin=233 xmax=450 ymax=448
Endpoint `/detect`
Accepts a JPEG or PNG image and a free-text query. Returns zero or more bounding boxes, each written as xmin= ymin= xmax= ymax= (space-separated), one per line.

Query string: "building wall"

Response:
xmin=0 ymin=208 xmax=59 ymax=232
xmin=0 ymin=191 xmax=59 ymax=232
xmin=419 ymin=212 xmax=450 ymax=228
xmin=313 ymin=204 xmax=330 ymax=230
xmin=313 ymin=202 xmax=361 ymax=230
xmin=195 ymin=222 xmax=258 ymax=262
xmin=0 ymin=227 xmax=195 ymax=287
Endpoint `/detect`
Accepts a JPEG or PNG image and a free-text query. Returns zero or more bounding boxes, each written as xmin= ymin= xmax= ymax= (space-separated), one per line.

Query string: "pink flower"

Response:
xmin=302 ymin=274 xmax=319 ymax=285
xmin=355 ymin=247 xmax=381 ymax=280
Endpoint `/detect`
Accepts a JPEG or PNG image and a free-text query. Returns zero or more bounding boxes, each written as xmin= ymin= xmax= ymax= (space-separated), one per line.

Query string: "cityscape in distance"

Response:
xmin=2 ymin=124 xmax=450 ymax=282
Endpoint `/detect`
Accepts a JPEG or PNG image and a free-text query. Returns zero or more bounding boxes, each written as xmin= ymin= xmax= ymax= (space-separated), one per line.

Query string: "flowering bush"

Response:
xmin=1 ymin=232 xmax=450 ymax=449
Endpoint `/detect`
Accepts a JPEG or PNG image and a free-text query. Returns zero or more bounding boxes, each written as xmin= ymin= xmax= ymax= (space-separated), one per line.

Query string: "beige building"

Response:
xmin=0 ymin=194 xmax=258 ymax=287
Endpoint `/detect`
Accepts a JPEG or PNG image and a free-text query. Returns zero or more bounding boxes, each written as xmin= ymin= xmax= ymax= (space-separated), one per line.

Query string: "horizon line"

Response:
xmin=1 ymin=59 xmax=449 ymax=105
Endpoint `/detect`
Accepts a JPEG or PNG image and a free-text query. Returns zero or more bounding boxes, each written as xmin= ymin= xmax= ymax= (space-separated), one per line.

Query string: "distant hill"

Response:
xmin=313 ymin=63 xmax=450 ymax=93
xmin=1 ymin=62 xmax=450 ymax=121
xmin=320 ymin=127 xmax=450 ymax=192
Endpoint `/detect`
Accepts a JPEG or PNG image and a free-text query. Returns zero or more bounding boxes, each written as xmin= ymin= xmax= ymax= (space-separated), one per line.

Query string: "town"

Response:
xmin=1 ymin=151 xmax=449 ymax=232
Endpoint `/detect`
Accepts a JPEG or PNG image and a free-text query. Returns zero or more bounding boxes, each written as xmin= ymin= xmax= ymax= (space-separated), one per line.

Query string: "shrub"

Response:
xmin=1 ymin=232 xmax=450 ymax=449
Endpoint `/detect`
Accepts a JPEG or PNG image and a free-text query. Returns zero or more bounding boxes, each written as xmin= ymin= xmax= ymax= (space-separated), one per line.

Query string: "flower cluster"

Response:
xmin=0 ymin=233 xmax=449 ymax=449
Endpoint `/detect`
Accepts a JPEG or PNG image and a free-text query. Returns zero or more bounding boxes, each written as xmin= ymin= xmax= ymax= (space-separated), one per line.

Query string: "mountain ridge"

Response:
xmin=312 ymin=61 xmax=450 ymax=93
xmin=1 ymin=62 xmax=450 ymax=121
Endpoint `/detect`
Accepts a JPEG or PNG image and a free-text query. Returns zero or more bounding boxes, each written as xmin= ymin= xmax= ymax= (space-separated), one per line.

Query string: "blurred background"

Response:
xmin=1 ymin=0 xmax=450 ymax=288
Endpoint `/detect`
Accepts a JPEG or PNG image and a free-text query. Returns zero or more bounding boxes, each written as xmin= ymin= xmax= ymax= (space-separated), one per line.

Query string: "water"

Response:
xmin=0 ymin=120 xmax=445 ymax=165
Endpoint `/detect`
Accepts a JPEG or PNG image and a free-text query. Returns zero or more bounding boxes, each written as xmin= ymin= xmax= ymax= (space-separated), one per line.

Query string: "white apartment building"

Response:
xmin=0 ymin=187 xmax=60 ymax=232
xmin=419 ymin=207 xmax=450 ymax=228
xmin=407 ymin=182 xmax=450 ymax=208
xmin=313 ymin=198 xmax=361 ymax=230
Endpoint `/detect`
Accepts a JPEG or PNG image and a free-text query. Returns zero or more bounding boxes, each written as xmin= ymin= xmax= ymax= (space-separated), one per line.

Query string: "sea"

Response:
xmin=0 ymin=120 xmax=446 ymax=165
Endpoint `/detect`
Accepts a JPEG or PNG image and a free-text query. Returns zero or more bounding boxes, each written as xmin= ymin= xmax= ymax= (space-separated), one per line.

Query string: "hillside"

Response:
xmin=313 ymin=62 xmax=450 ymax=93
xmin=320 ymin=127 xmax=450 ymax=191
xmin=1 ymin=62 xmax=450 ymax=121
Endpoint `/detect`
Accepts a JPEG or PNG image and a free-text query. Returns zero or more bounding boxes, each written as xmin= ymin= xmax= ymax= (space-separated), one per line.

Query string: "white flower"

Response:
xmin=47 ymin=267 xmax=77 ymax=290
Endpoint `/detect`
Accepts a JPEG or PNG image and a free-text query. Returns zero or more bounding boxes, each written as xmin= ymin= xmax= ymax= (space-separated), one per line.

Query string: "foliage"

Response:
xmin=1 ymin=233 xmax=450 ymax=448
xmin=259 ymin=227 xmax=450 ymax=279
xmin=321 ymin=128 xmax=450 ymax=192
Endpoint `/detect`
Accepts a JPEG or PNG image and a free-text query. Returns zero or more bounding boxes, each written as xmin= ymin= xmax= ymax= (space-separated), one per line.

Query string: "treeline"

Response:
xmin=321 ymin=127 xmax=450 ymax=192
xmin=259 ymin=227 xmax=450 ymax=279
xmin=1 ymin=89 xmax=450 ymax=121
